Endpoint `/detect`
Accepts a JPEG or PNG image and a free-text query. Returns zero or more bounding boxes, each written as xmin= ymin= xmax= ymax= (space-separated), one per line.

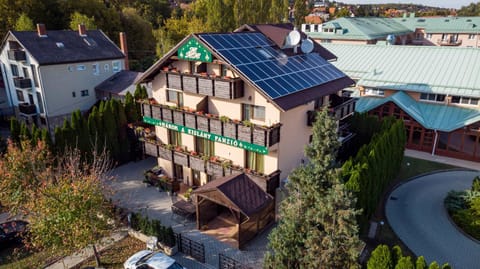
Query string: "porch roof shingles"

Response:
xmin=194 ymin=173 xmax=273 ymax=216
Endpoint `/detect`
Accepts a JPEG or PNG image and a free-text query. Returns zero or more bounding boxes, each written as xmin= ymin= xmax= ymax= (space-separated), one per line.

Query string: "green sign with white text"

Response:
xmin=143 ymin=116 xmax=268 ymax=155
xmin=178 ymin=38 xmax=212 ymax=62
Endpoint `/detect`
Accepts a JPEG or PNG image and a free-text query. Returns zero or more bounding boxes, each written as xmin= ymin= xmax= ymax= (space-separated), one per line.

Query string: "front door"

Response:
xmin=174 ymin=164 xmax=183 ymax=181
xmin=192 ymin=170 xmax=201 ymax=187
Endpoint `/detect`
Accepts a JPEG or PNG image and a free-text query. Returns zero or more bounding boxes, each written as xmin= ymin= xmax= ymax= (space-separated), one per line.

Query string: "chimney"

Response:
xmin=37 ymin=23 xmax=47 ymax=37
xmin=78 ymin=24 xmax=87 ymax=36
xmin=119 ymin=32 xmax=129 ymax=70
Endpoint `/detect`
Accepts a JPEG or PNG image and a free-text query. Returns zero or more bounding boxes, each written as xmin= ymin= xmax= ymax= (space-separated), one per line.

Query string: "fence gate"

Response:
xmin=175 ymin=233 xmax=205 ymax=263
xmin=218 ymin=253 xmax=252 ymax=269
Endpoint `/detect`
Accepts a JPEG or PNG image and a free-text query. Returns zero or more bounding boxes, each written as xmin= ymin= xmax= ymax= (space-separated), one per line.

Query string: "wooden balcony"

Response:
xmin=165 ymin=71 xmax=244 ymax=99
xmin=18 ymin=103 xmax=37 ymax=115
xmin=141 ymin=102 xmax=281 ymax=149
xmin=13 ymin=77 xmax=32 ymax=89
xmin=307 ymin=97 xmax=356 ymax=126
xmin=142 ymin=139 xmax=280 ymax=195
xmin=8 ymin=50 xmax=26 ymax=61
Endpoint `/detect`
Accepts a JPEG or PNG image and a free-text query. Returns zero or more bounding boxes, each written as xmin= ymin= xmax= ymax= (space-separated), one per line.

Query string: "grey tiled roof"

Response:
xmin=11 ymin=30 xmax=124 ymax=65
xmin=95 ymin=70 xmax=141 ymax=95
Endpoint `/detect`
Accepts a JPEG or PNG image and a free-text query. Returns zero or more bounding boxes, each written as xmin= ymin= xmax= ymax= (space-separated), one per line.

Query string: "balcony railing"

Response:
xmin=437 ymin=39 xmax=462 ymax=46
xmin=18 ymin=103 xmax=37 ymax=115
xmin=8 ymin=50 xmax=26 ymax=61
xmin=307 ymin=97 xmax=356 ymax=126
xmin=142 ymin=139 xmax=280 ymax=195
xmin=164 ymin=71 xmax=244 ymax=99
xmin=13 ymin=77 xmax=32 ymax=89
xmin=141 ymin=102 xmax=281 ymax=148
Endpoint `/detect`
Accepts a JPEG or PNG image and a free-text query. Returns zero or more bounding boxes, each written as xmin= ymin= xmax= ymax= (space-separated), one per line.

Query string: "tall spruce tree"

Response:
xmin=416 ymin=256 xmax=427 ymax=269
xmin=367 ymin=244 xmax=393 ymax=269
xmin=265 ymin=107 xmax=361 ymax=268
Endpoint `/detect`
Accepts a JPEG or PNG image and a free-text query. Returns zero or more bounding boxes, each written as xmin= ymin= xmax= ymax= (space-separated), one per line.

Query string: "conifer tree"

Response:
xmin=19 ymin=122 xmax=31 ymax=142
xmin=367 ymin=245 xmax=393 ymax=269
xmin=9 ymin=117 xmax=20 ymax=143
xmin=54 ymin=126 xmax=64 ymax=154
xmin=125 ymin=91 xmax=139 ymax=123
xmin=41 ymin=129 xmax=53 ymax=153
xmin=265 ymin=107 xmax=360 ymax=268
xmin=415 ymin=256 xmax=427 ymax=269
xmin=395 ymin=256 xmax=415 ymax=269
xmin=293 ymin=0 xmax=308 ymax=27
xmin=428 ymin=262 xmax=440 ymax=269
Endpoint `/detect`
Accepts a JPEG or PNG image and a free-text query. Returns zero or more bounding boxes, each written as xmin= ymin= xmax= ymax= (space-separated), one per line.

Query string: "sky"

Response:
xmin=338 ymin=0 xmax=477 ymax=9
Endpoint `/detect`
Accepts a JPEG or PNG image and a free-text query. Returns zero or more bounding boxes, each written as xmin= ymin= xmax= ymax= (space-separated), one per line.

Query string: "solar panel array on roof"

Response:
xmin=199 ymin=33 xmax=346 ymax=99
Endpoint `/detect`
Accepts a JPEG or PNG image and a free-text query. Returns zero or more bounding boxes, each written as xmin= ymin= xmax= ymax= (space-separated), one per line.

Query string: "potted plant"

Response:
xmin=184 ymin=188 xmax=193 ymax=202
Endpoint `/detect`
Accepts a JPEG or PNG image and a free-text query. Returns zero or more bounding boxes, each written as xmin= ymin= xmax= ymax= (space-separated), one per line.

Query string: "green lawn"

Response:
xmin=396 ymin=156 xmax=459 ymax=182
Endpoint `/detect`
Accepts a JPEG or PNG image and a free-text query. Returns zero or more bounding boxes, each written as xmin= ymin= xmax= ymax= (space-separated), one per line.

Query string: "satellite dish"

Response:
xmin=386 ymin=34 xmax=395 ymax=45
xmin=285 ymin=30 xmax=301 ymax=47
xmin=300 ymin=39 xmax=314 ymax=54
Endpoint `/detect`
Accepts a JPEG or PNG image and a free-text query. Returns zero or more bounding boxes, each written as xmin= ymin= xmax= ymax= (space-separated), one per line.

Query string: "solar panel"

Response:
xmin=199 ymin=33 xmax=346 ymax=99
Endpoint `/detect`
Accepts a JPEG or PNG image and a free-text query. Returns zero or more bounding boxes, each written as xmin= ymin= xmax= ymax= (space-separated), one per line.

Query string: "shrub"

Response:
xmin=130 ymin=212 xmax=176 ymax=247
xmin=472 ymin=176 xmax=480 ymax=192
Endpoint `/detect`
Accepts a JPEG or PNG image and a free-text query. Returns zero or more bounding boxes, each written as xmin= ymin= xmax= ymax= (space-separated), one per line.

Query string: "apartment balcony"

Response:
xmin=142 ymin=139 xmax=280 ymax=195
xmin=7 ymin=50 xmax=26 ymax=61
xmin=141 ymin=102 xmax=281 ymax=150
xmin=307 ymin=96 xmax=356 ymax=126
xmin=164 ymin=70 xmax=244 ymax=99
xmin=437 ymin=39 xmax=462 ymax=46
xmin=18 ymin=103 xmax=37 ymax=115
xmin=13 ymin=77 xmax=32 ymax=89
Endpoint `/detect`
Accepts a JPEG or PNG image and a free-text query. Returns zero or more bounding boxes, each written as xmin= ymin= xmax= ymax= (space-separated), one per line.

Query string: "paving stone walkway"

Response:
xmin=105 ymin=158 xmax=270 ymax=269
xmin=386 ymin=170 xmax=480 ymax=269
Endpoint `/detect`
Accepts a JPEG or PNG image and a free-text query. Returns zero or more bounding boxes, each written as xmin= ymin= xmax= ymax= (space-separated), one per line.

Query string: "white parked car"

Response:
xmin=124 ymin=250 xmax=186 ymax=269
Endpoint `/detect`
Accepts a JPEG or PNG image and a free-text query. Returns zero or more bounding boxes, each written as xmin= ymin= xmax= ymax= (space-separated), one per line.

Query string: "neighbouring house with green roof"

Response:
xmin=303 ymin=17 xmax=412 ymax=45
xmin=323 ymin=43 xmax=480 ymax=162
xmin=304 ymin=16 xmax=480 ymax=48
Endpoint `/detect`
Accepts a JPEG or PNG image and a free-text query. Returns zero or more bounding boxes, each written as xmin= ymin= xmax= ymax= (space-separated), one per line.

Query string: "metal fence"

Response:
xmin=175 ymin=232 xmax=205 ymax=263
xmin=218 ymin=253 xmax=253 ymax=269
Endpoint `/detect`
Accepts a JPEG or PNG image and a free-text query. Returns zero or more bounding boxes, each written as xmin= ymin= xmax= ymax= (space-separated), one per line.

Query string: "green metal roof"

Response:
xmin=356 ymin=91 xmax=480 ymax=132
xmin=393 ymin=17 xmax=480 ymax=34
xmin=306 ymin=17 xmax=412 ymax=40
xmin=322 ymin=43 xmax=480 ymax=98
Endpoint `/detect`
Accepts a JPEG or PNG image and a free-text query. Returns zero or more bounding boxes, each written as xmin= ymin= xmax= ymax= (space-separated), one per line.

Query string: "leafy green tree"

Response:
xmin=265 ymin=108 xmax=360 ymax=268
xmin=293 ymin=0 xmax=308 ymax=27
xmin=416 ymin=256 xmax=427 ymax=269
xmin=457 ymin=2 xmax=480 ymax=16
xmin=335 ymin=8 xmax=351 ymax=18
xmin=269 ymin=0 xmax=289 ymax=23
xmin=367 ymin=245 xmax=393 ymax=269
xmin=15 ymin=13 xmax=34 ymax=30
xmin=395 ymin=256 xmax=414 ymax=269
xmin=472 ymin=176 xmax=480 ymax=192
xmin=69 ymin=11 xmax=97 ymax=30
xmin=0 ymin=140 xmax=113 ymax=266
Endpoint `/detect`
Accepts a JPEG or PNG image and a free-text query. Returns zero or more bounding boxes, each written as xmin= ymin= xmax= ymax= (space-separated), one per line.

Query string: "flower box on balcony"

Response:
xmin=197 ymin=116 xmax=209 ymax=132
xmin=159 ymin=146 xmax=173 ymax=161
xmin=209 ymin=117 xmax=222 ymax=136
xmin=162 ymin=107 xmax=172 ymax=122
xmin=207 ymin=160 xmax=224 ymax=178
xmin=168 ymin=73 xmax=182 ymax=90
xmin=237 ymin=124 xmax=252 ymax=142
xmin=183 ymin=75 xmax=197 ymax=94
xmin=223 ymin=121 xmax=236 ymax=138
xmin=198 ymin=77 xmax=213 ymax=96
xmin=151 ymin=104 xmax=161 ymax=119
xmin=184 ymin=112 xmax=196 ymax=129
xmin=173 ymin=110 xmax=184 ymax=125
xmin=190 ymin=155 xmax=206 ymax=172
xmin=173 ymin=150 xmax=189 ymax=166
xmin=253 ymin=127 xmax=267 ymax=146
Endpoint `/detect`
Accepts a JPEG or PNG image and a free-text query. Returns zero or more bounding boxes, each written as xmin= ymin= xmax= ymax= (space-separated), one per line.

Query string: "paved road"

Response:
xmin=386 ymin=170 xmax=480 ymax=269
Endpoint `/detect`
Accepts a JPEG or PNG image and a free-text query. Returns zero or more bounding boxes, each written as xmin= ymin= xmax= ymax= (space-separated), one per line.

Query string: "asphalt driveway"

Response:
xmin=386 ymin=170 xmax=480 ymax=269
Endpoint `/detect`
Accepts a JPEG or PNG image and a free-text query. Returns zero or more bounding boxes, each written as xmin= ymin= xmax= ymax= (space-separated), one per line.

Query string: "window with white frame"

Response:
xmin=16 ymin=90 xmax=24 ymax=102
xmin=469 ymin=34 xmax=476 ymax=40
xmin=166 ymin=89 xmax=183 ymax=106
xmin=11 ymin=64 xmax=18 ymax=76
xmin=92 ymin=63 xmax=99 ymax=75
xmin=104 ymin=64 xmax=109 ymax=72
xmin=242 ymin=104 xmax=265 ymax=121
xmin=419 ymin=93 xmax=445 ymax=102
xmin=77 ymin=65 xmax=86 ymax=71
xmin=81 ymin=89 xmax=89 ymax=96
xmin=112 ymin=60 xmax=121 ymax=72
xmin=364 ymin=88 xmax=385 ymax=96
xmin=426 ymin=33 xmax=432 ymax=39
xmin=451 ymin=95 xmax=479 ymax=105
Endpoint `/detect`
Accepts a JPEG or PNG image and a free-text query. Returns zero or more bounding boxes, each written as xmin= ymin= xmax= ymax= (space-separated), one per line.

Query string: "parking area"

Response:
xmin=106 ymin=157 xmax=271 ymax=268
